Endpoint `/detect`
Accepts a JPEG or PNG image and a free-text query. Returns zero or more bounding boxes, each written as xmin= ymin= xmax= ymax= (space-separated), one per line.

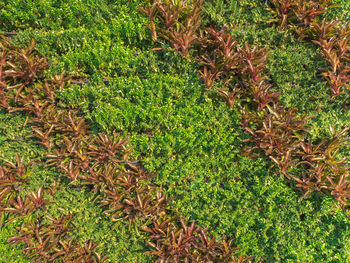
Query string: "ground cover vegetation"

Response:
xmin=0 ymin=0 xmax=350 ymax=262
xmin=0 ymin=36 xmax=241 ymax=262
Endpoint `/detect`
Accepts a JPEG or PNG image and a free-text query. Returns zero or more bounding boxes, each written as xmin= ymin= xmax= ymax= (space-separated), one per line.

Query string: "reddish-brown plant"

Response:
xmin=243 ymin=103 xmax=310 ymax=176
xmin=311 ymin=20 xmax=350 ymax=95
xmin=3 ymin=39 xmax=49 ymax=86
xmin=143 ymin=215 xmax=244 ymax=262
xmin=1 ymin=188 xmax=49 ymax=225
xmin=139 ymin=0 xmax=203 ymax=56
xmin=267 ymin=0 xmax=335 ymax=31
xmin=8 ymin=214 xmax=106 ymax=262
xmin=292 ymin=126 xmax=350 ymax=200
xmin=102 ymin=185 xmax=167 ymax=225
xmin=198 ymin=27 xmax=240 ymax=90
xmin=0 ymin=155 xmax=31 ymax=204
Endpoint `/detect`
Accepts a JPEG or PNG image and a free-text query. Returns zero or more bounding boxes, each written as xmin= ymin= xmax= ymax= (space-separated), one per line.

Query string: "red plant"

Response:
xmin=46 ymin=137 xmax=92 ymax=176
xmin=267 ymin=2 xmax=349 ymax=96
xmin=198 ymin=27 xmax=240 ymax=89
xmin=143 ymin=215 xmax=244 ymax=262
xmin=239 ymin=42 xmax=269 ymax=85
xmin=0 ymin=155 xmax=31 ymax=204
xmin=199 ymin=63 xmax=221 ymax=89
xmin=28 ymin=187 xmax=50 ymax=210
xmin=0 ymin=86 xmax=9 ymax=109
xmin=102 ymin=185 xmax=167 ymax=225
xmin=139 ymin=0 xmax=203 ymax=56
xmin=4 ymin=39 xmax=49 ymax=85
xmin=310 ymin=20 xmax=350 ymax=95
xmin=292 ymin=126 xmax=349 ymax=200
xmin=266 ymin=0 xmax=335 ymax=31
xmin=44 ymin=72 xmax=71 ymax=101
xmin=1 ymin=188 xmax=49 ymax=225
xmin=66 ymin=239 xmax=108 ymax=263
xmin=53 ymin=110 xmax=89 ymax=138
xmin=243 ymin=103 xmax=310 ymax=176
xmin=291 ymin=0 xmax=331 ymax=28
xmin=328 ymin=175 xmax=350 ymax=206
xmin=266 ymin=0 xmax=297 ymax=28
xmin=217 ymin=85 xmax=241 ymax=109
xmin=0 ymin=51 xmax=7 ymax=89
xmin=251 ymin=82 xmax=281 ymax=111
xmin=87 ymin=133 xmax=131 ymax=164
xmin=32 ymin=125 xmax=54 ymax=148
xmin=8 ymin=214 xmax=106 ymax=262
xmin=9 ymin=92 xmax=50 ymax=117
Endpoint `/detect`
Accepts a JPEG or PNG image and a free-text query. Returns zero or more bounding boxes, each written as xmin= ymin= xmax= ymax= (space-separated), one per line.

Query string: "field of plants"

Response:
xmin=0 ymin=0 xmax=350 ymax=262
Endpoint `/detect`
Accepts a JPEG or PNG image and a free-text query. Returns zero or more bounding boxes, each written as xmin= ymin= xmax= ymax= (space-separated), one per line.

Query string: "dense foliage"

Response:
xmin=0 ymin=0 xmax=350 ymax=262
